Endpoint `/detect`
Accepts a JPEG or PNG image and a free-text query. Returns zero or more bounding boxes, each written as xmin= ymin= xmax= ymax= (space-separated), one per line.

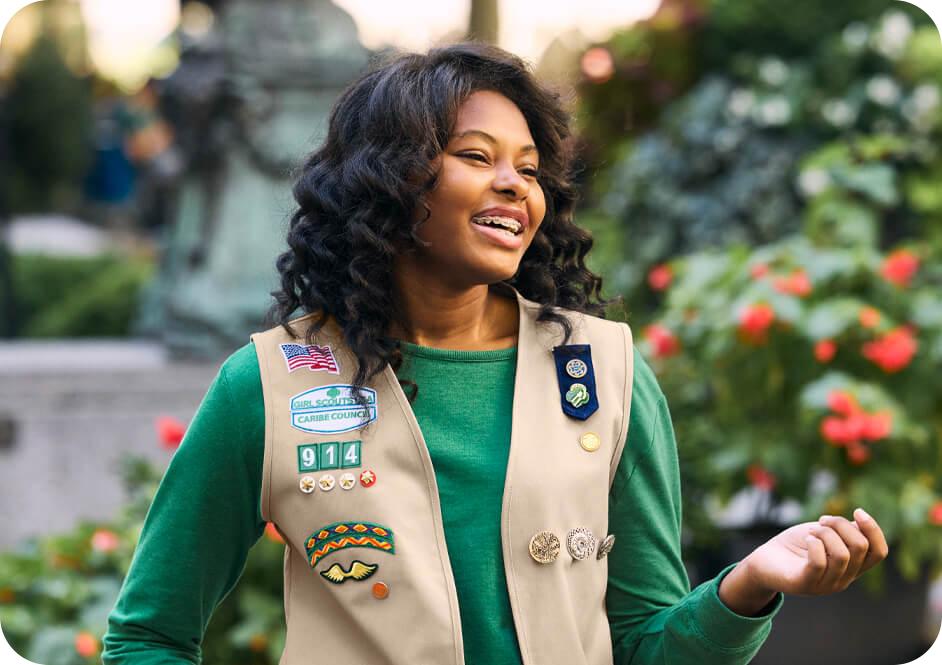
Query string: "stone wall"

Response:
xmin=0 ymin=341 xmax=219 ymax=549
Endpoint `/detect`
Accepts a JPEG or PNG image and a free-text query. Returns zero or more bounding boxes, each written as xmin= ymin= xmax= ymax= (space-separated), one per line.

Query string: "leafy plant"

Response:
xmin=0 ymin=429 xmax=287 ymax=664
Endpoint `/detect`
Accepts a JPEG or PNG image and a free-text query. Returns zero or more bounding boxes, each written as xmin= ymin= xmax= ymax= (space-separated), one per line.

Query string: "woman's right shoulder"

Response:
xmin=217 ymin=341 xmax=263 ymax=404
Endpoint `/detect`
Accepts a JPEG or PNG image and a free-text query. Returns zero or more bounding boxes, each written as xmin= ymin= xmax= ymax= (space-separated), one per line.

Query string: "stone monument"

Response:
xmin=137 ymin=0 xmax=372 ymax=358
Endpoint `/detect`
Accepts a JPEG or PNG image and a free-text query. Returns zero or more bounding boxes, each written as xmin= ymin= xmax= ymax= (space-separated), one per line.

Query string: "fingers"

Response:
xmin=853 ymin=508 xmax=889 ymax=573
xmin=818 ymin=515 xmax=870 ymax=587
xmin=804 ymin=533 xmax=828 ymax=587
xmin=811 ymin=524 xmax=852 ymax=590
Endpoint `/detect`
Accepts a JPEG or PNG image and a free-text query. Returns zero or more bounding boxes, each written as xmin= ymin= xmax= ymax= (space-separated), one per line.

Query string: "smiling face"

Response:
xmin=397 ymin=89 xmax=547 ymax=290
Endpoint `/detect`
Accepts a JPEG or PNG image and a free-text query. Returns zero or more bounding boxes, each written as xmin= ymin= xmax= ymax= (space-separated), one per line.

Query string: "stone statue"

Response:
xmin=137 ymin=0 xmax=372 ymax=358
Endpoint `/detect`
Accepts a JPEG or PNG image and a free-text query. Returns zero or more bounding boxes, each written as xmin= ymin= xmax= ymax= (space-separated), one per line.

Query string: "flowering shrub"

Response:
xmin=641 ymin=234 xmax=942 ymax=582
xmin=0 ymin=422 xmax=286 ymax=664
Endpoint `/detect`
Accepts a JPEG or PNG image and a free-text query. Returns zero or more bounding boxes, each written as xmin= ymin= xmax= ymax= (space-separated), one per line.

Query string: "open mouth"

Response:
xmin=470 ymin=215 xmax=523 ymax=237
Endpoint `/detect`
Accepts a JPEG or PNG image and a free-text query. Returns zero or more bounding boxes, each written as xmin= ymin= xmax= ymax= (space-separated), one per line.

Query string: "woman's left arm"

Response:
xmin=607 ymin=349 xmax=784 ymax=665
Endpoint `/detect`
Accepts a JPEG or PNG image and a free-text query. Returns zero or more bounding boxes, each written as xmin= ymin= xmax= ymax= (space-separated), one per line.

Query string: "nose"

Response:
xmin=492 ymin=160 xmax=528 ymax=200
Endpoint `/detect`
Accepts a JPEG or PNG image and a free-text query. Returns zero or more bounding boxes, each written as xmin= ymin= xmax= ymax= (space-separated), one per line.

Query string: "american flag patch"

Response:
xmin=280 ymin=343 xmax=340 ymax=374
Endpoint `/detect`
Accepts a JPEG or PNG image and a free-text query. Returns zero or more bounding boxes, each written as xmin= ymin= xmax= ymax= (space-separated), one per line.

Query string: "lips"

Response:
xmin=471 ymin=206 xmax=529 ymax=232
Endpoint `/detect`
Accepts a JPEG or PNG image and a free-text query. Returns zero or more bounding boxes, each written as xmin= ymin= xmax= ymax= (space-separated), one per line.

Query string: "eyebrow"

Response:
xmin=453 ymin=129 xmax=538 ymax=155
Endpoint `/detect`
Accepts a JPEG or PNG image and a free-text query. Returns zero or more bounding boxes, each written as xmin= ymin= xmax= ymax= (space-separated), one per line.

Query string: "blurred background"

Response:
xmin=0 ymin=0 xmax=941 ymax=663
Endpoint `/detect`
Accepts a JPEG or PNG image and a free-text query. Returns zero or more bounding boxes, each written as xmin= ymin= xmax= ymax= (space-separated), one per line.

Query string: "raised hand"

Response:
xmin=718 ymin=508 xmax=889 ymax=616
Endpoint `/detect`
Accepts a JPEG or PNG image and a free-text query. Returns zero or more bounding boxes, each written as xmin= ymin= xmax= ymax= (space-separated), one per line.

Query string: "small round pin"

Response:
xmin=565 ymin=358 xmax=587 ymax=379
xmin=528 ymin=530 xmax=560 ymax=564
xmin=318 ymin=474 xmax=336 ymax=491
xmin=299 ymin=476 xmax=316 ymax=494
xmin=566 ymin=527 xmax=597 ymax=561
xmin=579 ymin=432 xmax=601 ymax=452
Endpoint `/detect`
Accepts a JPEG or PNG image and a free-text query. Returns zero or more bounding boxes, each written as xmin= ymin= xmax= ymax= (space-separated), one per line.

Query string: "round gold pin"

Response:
xmin=528 ymin=530 xmax=560 ymax=564
xmin=299 ymin=476 xmax=316 ymax=494
xmin=579 ymin=432 xmax=601 ymax=452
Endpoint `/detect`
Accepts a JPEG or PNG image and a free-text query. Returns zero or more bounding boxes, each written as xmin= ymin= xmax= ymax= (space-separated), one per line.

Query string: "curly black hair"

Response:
xmin=268 ymin=41 xmax=620 ymax=418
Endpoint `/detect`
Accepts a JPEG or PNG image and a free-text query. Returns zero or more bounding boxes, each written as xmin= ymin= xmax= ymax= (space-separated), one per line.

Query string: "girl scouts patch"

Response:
xmin=280 ymin=343 xmax=340 ymax=374
xmin=306 ymin=521 xmax=395 ymax=568
xmin=290 ymin=385 xmax=378 ymax=434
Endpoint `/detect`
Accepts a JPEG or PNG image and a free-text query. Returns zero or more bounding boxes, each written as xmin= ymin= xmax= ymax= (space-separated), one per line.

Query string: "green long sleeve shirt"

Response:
xmin=102 ymin=339 xmax=782 ymax=664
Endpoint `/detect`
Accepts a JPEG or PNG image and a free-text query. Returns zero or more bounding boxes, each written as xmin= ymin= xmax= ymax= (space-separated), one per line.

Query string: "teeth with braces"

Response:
xmin=472 ymin=215 xmax=522 ymax=235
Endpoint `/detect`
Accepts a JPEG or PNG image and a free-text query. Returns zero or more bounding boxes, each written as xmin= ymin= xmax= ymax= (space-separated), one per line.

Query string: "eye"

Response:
xmin=458 ymin=152 xmax=488 ymax=163
xmin=520 ymin=167 xmax=539 ymax=178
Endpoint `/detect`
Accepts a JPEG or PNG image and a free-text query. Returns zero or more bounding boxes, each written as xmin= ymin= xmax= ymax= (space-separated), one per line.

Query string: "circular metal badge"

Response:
xmin=528 ymin=530 xmax=561 ymax=564
xmin=567 ymin=527 xmax=597 ymax=561
xmin=579 ymin=432 xmax=601 ymax=452
xmin=596 ymin=534 xmax=616 ymax=560
xmin=565 ymin=358 xmax=588 ymax=379
xmin=372 ymin=581 xmax=389 ymax=599
xmin=339 ymin=472 xmax=356 ymax=490
xmin=299 ymin=476 xmax=316 ymax=494
xmin=318 ymin=474 xmax=336 ymax=492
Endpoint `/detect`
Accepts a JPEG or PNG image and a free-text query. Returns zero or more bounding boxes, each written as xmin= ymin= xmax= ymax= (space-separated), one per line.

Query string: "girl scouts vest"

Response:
xmin=250 ymin=283 xmax=634 ymax=665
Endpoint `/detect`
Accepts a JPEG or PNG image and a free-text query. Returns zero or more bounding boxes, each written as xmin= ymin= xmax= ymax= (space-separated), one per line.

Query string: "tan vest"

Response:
xmin=251 ymin=283 xmax=634 ymax=665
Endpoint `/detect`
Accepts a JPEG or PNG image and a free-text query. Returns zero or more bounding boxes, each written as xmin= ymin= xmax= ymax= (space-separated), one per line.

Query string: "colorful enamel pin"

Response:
xmin=280 ymin=343 xmax=340 ymax=374
xmin=305 ymin=521 xmax=395 ymax=568
xmin=552 ymin=344 xmax=599 ymax=420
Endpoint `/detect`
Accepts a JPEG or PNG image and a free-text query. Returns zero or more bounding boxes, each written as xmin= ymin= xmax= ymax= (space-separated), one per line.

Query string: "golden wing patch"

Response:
xmin=319 ymin=560 xmax=379 ymax=584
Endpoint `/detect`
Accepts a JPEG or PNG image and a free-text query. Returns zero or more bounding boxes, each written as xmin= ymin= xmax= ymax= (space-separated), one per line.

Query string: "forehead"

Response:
xmin=452 ymin=90 xmax=534 ymax=142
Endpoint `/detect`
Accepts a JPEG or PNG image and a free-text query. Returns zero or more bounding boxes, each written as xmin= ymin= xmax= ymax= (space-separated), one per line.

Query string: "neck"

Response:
xmin=388 ymin=267 xmax=518 ymax=351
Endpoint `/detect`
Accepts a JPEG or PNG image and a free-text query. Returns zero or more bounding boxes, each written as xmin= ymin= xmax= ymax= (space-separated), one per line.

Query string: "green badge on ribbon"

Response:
xmin=565 ymin=383 xmax=590 ymax=408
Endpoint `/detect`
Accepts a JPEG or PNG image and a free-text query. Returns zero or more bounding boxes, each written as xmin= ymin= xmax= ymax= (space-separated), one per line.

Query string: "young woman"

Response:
xmin=103 ymin=42 xmax=888 ymax=664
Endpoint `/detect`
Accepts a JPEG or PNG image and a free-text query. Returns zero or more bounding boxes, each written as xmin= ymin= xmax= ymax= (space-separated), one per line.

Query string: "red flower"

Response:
xmin=773 ymin=269 xmax=812 ymax=297
xmin=746 ymin=464 xmax=777 ymax=491
xmin=814 ymin=339 xmax=837 ymax=363
xmin=265 ymin=522 xmax=285 ymax=544
xmin=647 ymin=263 xmax=673 ymax=291
xmin=820 ymin=416 xmax=855 ymax=446
xmin=156 ymin=416 xmax=187 ymax=450
xmin=880 ymin=249 xmax=919 ymax=288
xmin=861 ymin=411 xmax=893 ymax=441
xmin=90 ymin=529 xmax=120 ymax=554
xmin=750 ymin=263 xmax=770 ymax=279
xmin=846 ymin=442 xmax=871 ymax=465
xmin=861 ymin=326 xmax=918 ymax=373
xmin=643 ymin=323 xmax=681 ymax=358
xmin=827 ymin=390 xmax=859 ymax=417
xmin=737 ymin=303 xmax=776 ymax=344
xmin=929 ymin=501 xmax=942 ymax=526
xmin=75 ymin=632 xmax=99 ymax=658
xmin=858 ymin=306 xmax=882 ymax=329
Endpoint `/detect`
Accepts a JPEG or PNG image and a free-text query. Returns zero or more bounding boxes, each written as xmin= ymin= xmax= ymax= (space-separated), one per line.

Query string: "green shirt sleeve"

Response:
xmin=102 ymin=343 xmax=266 ymax=664
xmin=606 ymin=347 xmax=784 ymax=664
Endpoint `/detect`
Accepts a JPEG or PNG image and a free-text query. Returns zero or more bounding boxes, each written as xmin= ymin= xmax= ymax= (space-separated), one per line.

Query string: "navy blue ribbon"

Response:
xmin=552 ymin=344 xmax=599 ymax=420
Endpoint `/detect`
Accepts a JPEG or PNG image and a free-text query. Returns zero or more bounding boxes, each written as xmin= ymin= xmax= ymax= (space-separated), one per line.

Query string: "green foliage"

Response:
xmin=581 ymin=6 xmax=942 ymax=330
xmin=0 ymin=454 xmax=286 ymax=664
xmin=11 ymin=253 xmax=154 ymax=338
xmin=641 ymin=227 xmax=942 ymax=581
xmin=1 ymin=33 xmax=92 ymax=214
